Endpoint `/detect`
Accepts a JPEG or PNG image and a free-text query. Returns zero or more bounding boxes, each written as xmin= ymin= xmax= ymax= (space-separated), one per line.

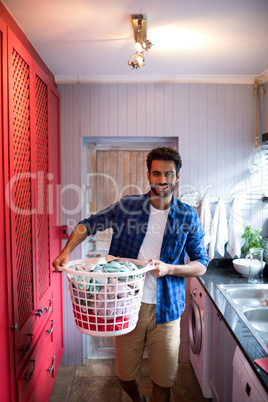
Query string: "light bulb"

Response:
xmin=135 ymin=41 xmax=143 ymax=52
xmin=136 ymin=54 xmax=145 ymax=66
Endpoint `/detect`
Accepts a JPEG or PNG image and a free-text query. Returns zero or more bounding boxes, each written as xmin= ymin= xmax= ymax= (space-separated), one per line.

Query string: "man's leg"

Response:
xmin=147 ymin=311 xmax=181 ymax=400
xmin=115 ymin=304 xmax=148 ymax=400
xmin=151 ymin=381 xmax=170 ymax=402
xmin=118 ymin=379 xmax=144 ymax=402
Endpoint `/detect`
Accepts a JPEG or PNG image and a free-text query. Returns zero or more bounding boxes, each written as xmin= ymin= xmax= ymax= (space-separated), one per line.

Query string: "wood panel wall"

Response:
xmin=58 ymin=82 xmax=268 ymax=364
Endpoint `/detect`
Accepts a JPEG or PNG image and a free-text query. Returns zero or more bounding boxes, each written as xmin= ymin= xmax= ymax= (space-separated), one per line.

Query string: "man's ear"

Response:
xmin=176 ymin=172 xmax=181 ymax=182
xmin=147 ymin=171 xmax=150 ymax=181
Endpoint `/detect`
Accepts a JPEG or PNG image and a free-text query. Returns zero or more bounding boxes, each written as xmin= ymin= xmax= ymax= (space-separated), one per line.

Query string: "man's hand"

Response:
xmin=149 ymin=259 xmax=171 ymax=277
xmin=52 ymin=251 xmax=70 ymax=272
xmin=52 ymin=224 xmax=88 ymax=272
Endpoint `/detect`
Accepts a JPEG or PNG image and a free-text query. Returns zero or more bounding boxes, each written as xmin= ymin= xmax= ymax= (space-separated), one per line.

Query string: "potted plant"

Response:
xmin=241 ymin=226 xmax=263 ymax=255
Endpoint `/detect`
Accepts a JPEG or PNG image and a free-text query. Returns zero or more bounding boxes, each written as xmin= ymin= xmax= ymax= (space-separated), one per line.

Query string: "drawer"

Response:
xmin=16 ymin=317 xmax=54 ymax=401
xmin=16 ymin=295 xmax=54 ymax=373
xmin=28 ymin=345 xmax=56 ymax=402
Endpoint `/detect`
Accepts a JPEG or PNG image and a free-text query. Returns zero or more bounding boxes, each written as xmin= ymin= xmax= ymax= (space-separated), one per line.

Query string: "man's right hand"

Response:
xmin=52 ymin=224 xmax=88 ymax=272
xmin=52 ymin=251 xmax=70 ymax=272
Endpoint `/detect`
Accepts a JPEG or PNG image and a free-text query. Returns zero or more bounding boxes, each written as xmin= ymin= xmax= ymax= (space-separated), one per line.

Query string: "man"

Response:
xmin=53 ymin=147 xmax=209 ymax=402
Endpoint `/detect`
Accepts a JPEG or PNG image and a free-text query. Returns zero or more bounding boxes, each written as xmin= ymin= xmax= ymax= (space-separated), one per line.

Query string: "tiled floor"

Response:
xmin=49 ymin=359 xmax=211 ymax=401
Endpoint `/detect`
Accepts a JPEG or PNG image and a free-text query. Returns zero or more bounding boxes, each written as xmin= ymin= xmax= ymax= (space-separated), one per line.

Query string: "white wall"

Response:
xmin=58 ymin=82 xmax=268 ymax=364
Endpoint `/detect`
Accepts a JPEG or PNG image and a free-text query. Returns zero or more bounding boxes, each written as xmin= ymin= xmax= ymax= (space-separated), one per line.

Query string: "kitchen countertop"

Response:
xmin=197 ymin=258 xmax=268 ymax=393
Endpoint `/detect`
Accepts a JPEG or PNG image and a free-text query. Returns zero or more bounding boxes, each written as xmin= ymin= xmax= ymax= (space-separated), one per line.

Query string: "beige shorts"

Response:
xmin=115 ymin=303 xmax=181 ymax=387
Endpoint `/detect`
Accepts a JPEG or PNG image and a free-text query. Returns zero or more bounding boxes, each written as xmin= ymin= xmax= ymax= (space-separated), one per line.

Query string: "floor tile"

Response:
xmin=50 ymin=359 xmax=209 ymax=402
xmin=68 ymin=376 xmax=121 ymax=402
xmin=76 ymin=358 xmax=117 ymax=377
xmin=49 ymin=366 xmax=77 ymax=402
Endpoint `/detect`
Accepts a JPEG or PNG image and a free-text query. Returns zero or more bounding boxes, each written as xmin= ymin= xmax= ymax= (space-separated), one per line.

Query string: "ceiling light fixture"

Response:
xmin=128 ymin=15 xmax=153 ymax=70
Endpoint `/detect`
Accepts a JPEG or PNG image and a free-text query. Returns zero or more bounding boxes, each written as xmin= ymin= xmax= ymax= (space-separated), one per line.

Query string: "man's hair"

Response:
xmin=146 ymin=147 xmax=182 ymax=175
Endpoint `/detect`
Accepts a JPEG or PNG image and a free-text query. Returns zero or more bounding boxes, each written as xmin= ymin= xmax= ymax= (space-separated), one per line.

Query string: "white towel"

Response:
xmin=226 ymin=198 xmax=244 ymax=258
xmin=199 ymin=195 xmax=212 ymax=248
xmin=209 ymin=198 xmax=228 ymax=260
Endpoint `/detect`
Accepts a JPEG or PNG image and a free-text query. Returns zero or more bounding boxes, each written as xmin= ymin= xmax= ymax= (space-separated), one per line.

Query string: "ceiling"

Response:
xmin=2 ymin=0 xmax=268 ymax=84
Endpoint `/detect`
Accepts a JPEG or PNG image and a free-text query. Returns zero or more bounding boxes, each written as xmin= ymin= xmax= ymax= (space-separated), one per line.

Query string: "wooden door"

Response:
xmin=85 ymin=148 xmax=150 ymax=356
xmin=94 ymin=149 xmax=150 ymax=253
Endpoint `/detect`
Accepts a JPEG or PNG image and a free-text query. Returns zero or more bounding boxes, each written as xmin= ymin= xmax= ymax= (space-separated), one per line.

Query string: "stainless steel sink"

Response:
xmin=221 ymin=285 xmax=268 ymax=308
xmin=243 ymin=307 xmax=268 ymax=332
xmin=218 ymin=284 xmax=268 ymax=353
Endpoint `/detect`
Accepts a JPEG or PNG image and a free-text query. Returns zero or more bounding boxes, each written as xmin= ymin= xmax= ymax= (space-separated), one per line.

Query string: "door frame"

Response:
xmin=81 ymin=136 xmax=179 ymax=358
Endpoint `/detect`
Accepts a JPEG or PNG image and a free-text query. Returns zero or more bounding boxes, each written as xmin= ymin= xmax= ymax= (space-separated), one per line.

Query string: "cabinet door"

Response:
xmin=7 ymin=28 xmax=55 ymax=378
xmin=32 ymin=59 xmax=54 ymax=327
xmin=210 ymin=305 xmax=236 ymax=402
xmin=48 ymin=84 xmax=64 ymax=368
xmin=210 ymin=306 xmax=226 ymax=402
xmin=8 ymin=28 xmax=36 ymax=375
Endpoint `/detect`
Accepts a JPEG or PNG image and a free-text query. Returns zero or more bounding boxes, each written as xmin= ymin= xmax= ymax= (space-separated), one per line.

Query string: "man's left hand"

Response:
xmin=149 ymin=259 xmax=171 ymax=277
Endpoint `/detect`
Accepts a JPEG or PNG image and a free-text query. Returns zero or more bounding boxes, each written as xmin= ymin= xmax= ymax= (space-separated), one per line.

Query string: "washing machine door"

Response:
xmin=188 ymin=299 xmax=202 ymax=355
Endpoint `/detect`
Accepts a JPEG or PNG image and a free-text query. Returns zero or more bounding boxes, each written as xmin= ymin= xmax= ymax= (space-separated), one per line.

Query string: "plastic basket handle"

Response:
xmin=56 ymin=262 xmax=155 ymax=277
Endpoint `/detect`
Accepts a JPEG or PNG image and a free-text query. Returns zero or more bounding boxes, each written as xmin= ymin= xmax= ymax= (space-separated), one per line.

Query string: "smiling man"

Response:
xmin=52 ymin=147 xmax=209 ymax=402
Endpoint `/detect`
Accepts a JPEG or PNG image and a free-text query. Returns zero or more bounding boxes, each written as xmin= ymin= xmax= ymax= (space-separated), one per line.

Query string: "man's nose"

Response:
xmin=159 ymin=174 xmax=167 ymax=183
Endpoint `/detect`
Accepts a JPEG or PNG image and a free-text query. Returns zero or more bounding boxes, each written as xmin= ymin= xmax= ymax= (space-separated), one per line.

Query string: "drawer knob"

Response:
xmin=35 ymin=308 xmax=44 ymax=318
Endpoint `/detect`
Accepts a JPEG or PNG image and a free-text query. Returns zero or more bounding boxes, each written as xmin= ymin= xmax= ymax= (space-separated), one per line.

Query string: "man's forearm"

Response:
xmin=167 ymin=260 xmax=207 ymax=277
xmin=52 ymin=224 xmax=88 ymax=270
xmin=150 ymin=259 xmax=207 ymax=278
xmin=62 ymin=224 xmax=88 ymax=254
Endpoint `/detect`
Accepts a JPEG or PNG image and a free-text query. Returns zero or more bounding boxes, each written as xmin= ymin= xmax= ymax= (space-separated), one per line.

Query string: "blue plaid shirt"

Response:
xmin=79 ymin=191 xmax=209 ymax=324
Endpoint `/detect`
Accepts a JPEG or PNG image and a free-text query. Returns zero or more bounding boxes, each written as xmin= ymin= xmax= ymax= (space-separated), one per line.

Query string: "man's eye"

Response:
xmin=165 ymin=172 xmax=174 ymax=177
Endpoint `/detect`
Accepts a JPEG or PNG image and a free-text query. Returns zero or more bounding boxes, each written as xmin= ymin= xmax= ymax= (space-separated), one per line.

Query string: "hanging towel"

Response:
xmin=226 ymin=198 xmax=244 ymax=258
xmin=199 ymin=195 xmax=212 ymax=248
xmin=209 ymin=198 xmax=228 ymax=260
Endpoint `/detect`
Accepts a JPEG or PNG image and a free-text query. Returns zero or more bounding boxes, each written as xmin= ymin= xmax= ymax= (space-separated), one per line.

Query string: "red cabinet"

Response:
xmin=0 ymin=4 xmax=63 ymax=401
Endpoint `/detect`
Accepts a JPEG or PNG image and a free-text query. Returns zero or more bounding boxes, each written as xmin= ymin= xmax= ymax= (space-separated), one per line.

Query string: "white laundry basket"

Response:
xmin=60 ymin=257 xmax=153 ymax=337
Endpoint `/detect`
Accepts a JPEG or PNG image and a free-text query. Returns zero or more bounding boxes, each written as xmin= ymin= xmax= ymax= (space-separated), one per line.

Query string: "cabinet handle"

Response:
xmin=10 ymin=323 xmax=19 ymax=331
xmin=47 ymin=356 xmax=55 ymax=374
xmin=23 ymin=360 xmax=36 ymax=383
xmin=46 ymin=319 xmax=55 ymax=335
xmin=20 ymin=333 xmax=33 ymax=355
xmin=45 ymin=299 xmax=53 ymax=313
xmin=35 ymin=308 xmax=44 ymax=318
xmin=217 ymin=312 xmax=223 ymax=321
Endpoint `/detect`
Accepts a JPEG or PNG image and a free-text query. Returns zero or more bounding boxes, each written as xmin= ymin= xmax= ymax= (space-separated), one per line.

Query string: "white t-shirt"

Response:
xmin=138 ymin=204 xmax=170 ymax=304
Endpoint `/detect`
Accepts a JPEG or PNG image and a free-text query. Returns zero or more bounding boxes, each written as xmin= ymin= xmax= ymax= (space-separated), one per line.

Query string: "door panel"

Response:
xmin=8 ymin=32 xmax=36 ymax=372
xmin=8 ymin=28 xmax=55 ymax=377
xmin=85 ymin=145 xmax=154 ymax=356
xmin=85 ymin=141 xmax=178 ymax=357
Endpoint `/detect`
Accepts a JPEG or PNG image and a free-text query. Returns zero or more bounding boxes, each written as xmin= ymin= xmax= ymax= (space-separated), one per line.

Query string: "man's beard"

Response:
xmin=150 ymin=183 xmax=176 ymax=199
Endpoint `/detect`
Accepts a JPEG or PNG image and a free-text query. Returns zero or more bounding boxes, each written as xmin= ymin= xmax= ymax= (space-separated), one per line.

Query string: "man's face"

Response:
xmin=147 ymin=160 xmax=180 ymax=199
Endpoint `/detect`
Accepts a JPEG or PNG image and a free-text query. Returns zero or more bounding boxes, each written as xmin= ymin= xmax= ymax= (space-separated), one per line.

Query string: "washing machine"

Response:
xmin=188 ymin=277 xmax=212 ymax=398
